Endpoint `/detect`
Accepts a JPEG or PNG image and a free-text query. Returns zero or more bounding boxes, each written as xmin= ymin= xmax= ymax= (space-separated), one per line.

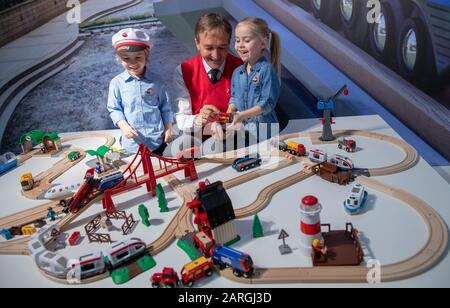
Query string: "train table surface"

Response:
xmin=0 ymin=115 xmax=449 ymax=287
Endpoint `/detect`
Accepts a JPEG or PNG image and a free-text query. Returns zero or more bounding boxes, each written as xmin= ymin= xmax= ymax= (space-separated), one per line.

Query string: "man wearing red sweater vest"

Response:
xmin=172 ymin=13 xmax=244 ymax=155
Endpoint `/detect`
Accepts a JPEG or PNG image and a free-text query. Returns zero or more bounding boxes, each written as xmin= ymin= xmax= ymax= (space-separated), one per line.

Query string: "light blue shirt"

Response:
xmin=230 ymin=57 xmax=280 ymax=139
xmin=107 ymin=68 xmax=173 ymax=153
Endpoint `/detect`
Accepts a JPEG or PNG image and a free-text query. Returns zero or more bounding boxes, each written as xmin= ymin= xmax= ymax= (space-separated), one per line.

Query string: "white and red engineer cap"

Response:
xmin=112 ymin=28 xmax=151 ymax=52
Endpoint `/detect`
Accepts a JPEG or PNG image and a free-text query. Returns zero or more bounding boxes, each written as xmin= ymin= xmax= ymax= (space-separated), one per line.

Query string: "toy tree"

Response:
xmin=252 ymin=214 xmax=264 ymax=238
xmin=156 ymin=183 xmax=169 ymax=212
xmin=86 ymin=145 xmax=110 ymax=166
xmin=139 ymin=204 xmax=150 ymax=227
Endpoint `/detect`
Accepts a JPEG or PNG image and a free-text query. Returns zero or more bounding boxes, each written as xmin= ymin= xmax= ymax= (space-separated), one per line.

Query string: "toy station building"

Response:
xmin=19 ymin=130 xmax=62 ymax=153
xmin=187 ymin=181 xmax=238 ymax=245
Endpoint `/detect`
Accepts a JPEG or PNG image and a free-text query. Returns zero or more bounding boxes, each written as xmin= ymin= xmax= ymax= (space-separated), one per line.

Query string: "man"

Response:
xmin=172 ymin=13 xmax=243 ymax=155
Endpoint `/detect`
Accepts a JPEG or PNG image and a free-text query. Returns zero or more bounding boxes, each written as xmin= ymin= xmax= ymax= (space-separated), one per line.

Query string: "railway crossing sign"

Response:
xmin=278 ymin=229 xmax=289 ymax=241
xmin=278 ymin=229 xmax=292 ymax=255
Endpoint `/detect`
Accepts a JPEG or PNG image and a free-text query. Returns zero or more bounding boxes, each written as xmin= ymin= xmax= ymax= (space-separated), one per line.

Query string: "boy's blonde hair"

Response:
xmin=115 ymin=49 xmax=150 ymax=64
xmin=237 ymin=17 xmax=281 ymax=78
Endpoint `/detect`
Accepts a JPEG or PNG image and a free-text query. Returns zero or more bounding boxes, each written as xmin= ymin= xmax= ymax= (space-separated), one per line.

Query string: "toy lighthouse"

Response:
xmin=299 ymin=195 xmax=323 ymax=256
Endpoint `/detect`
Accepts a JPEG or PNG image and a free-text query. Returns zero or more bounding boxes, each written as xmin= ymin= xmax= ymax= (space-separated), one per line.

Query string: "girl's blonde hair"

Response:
xmin=237 ymin=17 xmax=281 ymax=78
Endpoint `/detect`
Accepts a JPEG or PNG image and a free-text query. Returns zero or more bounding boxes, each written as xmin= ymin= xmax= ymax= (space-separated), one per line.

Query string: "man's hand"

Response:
xmin=194 ymin=105 xmax=221 ymax=126
xmin=117 ymin=120 xmax=139 ymax=139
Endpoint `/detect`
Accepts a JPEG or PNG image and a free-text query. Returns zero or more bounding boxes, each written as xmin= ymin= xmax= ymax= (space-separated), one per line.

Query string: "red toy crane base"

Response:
xmin=102 ymin=145 xmax=198 ymax=214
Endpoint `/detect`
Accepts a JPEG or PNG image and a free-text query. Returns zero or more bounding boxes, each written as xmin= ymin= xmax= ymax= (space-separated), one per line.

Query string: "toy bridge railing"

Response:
xmin=102 ymin=145 xmax=198 ymax=214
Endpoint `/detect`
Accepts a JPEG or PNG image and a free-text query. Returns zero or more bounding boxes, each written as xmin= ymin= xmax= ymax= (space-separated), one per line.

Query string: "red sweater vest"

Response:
xmin=181 ymin=54 xmax=243 ymax=115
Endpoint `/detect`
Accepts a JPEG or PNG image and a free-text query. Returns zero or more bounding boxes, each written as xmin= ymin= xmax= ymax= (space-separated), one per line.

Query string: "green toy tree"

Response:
xmin=252 ymin=214 xmax=264 ymax=238
xmin=156 ymin=183 xmax=169 ymax=213
xmin=139 ymin=204 xmax=150 ymax=227
xmin=86 ymin=145 xmax=110 ymax=165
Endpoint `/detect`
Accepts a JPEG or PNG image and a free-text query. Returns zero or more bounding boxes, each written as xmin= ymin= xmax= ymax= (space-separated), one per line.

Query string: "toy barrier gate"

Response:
xmin=84 ymin=214 xmax=112 ymax=243
xmin=106 ymin=211 xmax=136 ymax=235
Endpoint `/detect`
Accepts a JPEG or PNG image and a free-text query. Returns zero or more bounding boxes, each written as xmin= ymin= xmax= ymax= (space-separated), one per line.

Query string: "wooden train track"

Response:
xmin=21 ymin=148 xmax=88 ymax=200
xmin=220 ymin=176 xmax=448 ymax=284
xmin=279 ymin=130 xmax=419 ymax=176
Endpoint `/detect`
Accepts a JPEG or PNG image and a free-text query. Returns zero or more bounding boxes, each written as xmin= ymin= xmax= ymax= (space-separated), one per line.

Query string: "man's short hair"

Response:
xmin=195 ymin=13 xmax=232 ymax=43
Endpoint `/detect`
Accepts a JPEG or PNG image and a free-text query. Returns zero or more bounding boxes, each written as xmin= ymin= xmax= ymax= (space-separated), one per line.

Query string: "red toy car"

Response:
xmin=338 ymin=138 xmax=356 ymax=153
xmin=151 ymin=267 xmax=180 ymax=288
xmin=208 ymin=112 xmax=234 ymax=125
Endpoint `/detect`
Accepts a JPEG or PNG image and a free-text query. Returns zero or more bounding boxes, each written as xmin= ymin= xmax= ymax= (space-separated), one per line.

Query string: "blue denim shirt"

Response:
xmin=230 ymin=57 xmax=280 ymax=138
xmin=107 ymin=68 xmax=173 ymax=153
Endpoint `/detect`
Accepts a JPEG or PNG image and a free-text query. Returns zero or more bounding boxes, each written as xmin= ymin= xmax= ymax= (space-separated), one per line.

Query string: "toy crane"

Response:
xmin=317 ymin=85 xmax=349 ymax=141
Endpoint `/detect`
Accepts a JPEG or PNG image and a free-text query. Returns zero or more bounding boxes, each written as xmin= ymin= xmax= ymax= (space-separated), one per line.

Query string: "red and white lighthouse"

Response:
xmin=299 ymin=195 xmax=323 ymax=256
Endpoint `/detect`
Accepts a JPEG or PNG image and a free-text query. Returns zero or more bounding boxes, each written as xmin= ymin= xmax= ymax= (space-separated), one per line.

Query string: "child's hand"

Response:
xmin=117 ymin=120 xmax=138 ymax=139
xmin=232 ymin=112 xmax=243 ymax=126
xmin=164 ymin=129 xmax=173 ymax=144
xmin=210 ymin=122 xmax=225 ymax=141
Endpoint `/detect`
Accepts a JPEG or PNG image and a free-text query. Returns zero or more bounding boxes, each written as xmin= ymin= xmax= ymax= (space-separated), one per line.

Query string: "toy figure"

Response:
xmin=312 ymin=239 xmax=328 ymax=260
xmin=95 ymin=162 xmax=103 ymax=174
xmin=47 ymin=207 xmax=56 ymax=221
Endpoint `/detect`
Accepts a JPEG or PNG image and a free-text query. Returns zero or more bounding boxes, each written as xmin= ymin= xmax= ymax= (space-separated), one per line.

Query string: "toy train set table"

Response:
xmin=0 ymin=115 xmax=448 ymax=287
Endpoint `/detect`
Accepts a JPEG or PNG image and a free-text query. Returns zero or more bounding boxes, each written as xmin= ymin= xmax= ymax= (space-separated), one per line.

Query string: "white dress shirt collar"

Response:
xmin=202 ymin=58 xmax=226 ymax=80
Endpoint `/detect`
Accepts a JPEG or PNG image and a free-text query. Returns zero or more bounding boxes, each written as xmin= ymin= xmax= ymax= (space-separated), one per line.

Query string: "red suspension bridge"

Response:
xmin=102 ymin=145 xmax=198 ymax=213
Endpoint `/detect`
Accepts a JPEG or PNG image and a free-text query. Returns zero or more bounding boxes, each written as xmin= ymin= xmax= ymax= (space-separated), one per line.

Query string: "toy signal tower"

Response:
xmin=317 ymin=85 xmax=349 ymax=142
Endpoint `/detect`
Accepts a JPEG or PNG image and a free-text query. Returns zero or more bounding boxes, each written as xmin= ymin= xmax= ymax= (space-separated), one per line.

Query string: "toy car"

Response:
xmin=68 ymin=151 xmax=81 ymax=162
xmin=338 ymin=138 xmax=356 ymax=153
xmin=232 ymin=154 xmax=262 ymax=172
xmin=180 ymin=256 xmax=214 ymax=287
xmin=151 ymin=267 xmax=180 ymax=288
xmin=208 ymin=112 xmax=234 ymax=125
xmin=343 ymin=183 xmax=368 ymax=215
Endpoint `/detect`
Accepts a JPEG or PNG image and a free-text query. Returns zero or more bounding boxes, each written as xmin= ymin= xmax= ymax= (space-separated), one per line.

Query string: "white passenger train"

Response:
xmin=28 ymin=225 xmax=146 ymax=280
xmin=308 ymin=149 xmax=354 ymax=171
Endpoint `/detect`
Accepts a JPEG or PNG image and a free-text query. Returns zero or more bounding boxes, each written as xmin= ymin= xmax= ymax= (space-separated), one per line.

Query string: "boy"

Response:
xmin=108 ymin=28 xmax=173 ymax=155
